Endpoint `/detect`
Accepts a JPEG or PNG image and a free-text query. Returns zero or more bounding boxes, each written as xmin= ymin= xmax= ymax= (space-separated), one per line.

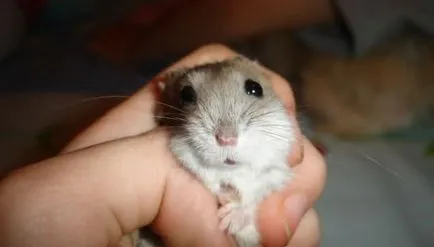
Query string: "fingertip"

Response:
xmin=258 ymin=191 xmax=309 ymax=247
xmin=287 ymin=209 xmax=321 ymax=247
xmin=283 ymin=194 xmax=308 ymax=232
xmin=259 ymin=138 xmax=326 ymax=246
xmin=288 ymin=127 xmax=305 ymax=167
xmin=257 ymin=193 xmax=289 ymax=247
xmin=194 ymin=43 xmax=238 ymax=58
xmin=158 ymin=43 xmax=238 ymax=74
xmin=265 ymin=69 xmax=296 ymax=111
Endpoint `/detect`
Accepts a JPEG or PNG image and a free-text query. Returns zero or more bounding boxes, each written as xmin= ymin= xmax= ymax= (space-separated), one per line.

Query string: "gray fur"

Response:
xmin=139 ymin=56 xmax=296 ymax=247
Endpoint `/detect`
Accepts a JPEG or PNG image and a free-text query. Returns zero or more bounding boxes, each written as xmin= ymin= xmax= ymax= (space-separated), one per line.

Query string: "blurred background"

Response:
xmin=0 ymin=0 xmax=433 ymax=246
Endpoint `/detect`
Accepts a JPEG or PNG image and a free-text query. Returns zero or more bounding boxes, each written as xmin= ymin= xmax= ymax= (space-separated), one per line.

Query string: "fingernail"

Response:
xmin=283 ymin=221 xmax=292 ymax=242
xmin=284 ymin=194 xmax=307 ymax=237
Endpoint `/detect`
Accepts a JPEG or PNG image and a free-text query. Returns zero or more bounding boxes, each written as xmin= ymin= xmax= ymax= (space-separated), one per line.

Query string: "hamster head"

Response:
xmin=161 ymin=57 xmax=295 ymax=170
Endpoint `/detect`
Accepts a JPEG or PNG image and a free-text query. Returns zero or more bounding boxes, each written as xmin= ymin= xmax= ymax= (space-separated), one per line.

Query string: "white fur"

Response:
xmin=160 ymin=58 xmax=296 ymax=246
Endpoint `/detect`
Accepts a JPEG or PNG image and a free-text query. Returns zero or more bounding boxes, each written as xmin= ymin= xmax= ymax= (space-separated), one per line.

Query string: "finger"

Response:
xmin=150 ymin=164 xmax=233 ymax=247
xmin=62 ymin=44 xmax=237 ymax=153
xmin=261 ymin=66 xmax=303 ymax=165
xmin=287 ymin=209 xmax=320 ymax=247
xmin=0 ymin=129 xmax=172 ymax=247
xmin=257 ymin=137 xmax=326 ymax=247
xmin=61 ymin=79 xmax=160 ymax=153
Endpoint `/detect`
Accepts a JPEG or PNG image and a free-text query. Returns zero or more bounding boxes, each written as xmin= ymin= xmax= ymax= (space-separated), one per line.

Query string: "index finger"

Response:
xmin=63 ymin=44 xmax=300 ymax=161
xmin=257 ymin=136 xmax=326 ymax=247
xmin=62 ymin=44 xmax=238 ymax=153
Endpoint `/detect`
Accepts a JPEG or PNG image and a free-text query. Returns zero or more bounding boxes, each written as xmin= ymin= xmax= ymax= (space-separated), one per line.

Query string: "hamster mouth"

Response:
xmin=224 ymin=158 xmax=237 ymax=165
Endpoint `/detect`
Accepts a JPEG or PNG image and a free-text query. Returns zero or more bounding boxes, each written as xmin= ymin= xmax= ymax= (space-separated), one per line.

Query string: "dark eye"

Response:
xmin=244 ymin=79 xmax=263 ymax=97
xmin=180 ymin=85 xmax=197 ymax=105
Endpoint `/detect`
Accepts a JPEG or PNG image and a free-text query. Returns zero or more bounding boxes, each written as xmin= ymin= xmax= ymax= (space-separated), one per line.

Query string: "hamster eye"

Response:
xmin=180 ymin=85 xmax=197 ymax=105
xmin=244 ymin=79 xmax=263 ymax=97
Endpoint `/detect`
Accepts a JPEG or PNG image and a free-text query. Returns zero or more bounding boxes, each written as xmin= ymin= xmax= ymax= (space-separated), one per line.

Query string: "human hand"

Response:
xmin=0 ymin=44 xmax=326 ymax=247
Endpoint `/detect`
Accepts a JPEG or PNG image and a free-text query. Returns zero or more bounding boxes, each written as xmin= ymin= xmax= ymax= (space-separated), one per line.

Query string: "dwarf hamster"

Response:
xmin=138 ymin=56 xmax=296 ymax=247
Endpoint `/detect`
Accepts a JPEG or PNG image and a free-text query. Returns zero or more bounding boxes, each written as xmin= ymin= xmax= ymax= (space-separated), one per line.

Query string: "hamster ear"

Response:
xmin=230 ymin=55 xmax=263 ymax=68
xmin=160 ymin=67 xmax=188 ymax=90
xmin=231 ymin=55 xmax=252 ymax=64
xmin=158 ymin=67 xmax=189 ymax=106
xmin=157 ymin=80 xmax=166 ymax=92
xmin=150 ymin=75 xmax=167 ymax=93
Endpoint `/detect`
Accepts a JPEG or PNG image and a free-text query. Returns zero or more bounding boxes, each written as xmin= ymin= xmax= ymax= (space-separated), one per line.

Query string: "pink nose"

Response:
xmin=215 ymin=134 xmax=238 ymax=146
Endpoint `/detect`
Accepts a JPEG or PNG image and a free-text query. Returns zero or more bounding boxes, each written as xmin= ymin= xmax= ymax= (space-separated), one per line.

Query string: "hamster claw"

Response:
xmin=217 ymin=185 xmax=240 ymax=206
xmin=218 ymin=202 xmax=250 ymax=234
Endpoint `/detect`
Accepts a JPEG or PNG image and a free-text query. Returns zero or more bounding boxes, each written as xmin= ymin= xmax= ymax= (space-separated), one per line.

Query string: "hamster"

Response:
xmin=136 ymin=56 xmax=296 ymax=247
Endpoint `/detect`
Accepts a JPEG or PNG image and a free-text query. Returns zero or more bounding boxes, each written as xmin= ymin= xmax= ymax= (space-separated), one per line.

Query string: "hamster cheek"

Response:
xmin=238 ymin=130 xmax=272 ymax=166
xmin=262 ymin=166 xmax=293 ymax=193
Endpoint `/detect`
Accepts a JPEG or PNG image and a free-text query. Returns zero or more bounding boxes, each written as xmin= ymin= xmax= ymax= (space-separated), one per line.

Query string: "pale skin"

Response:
xmin=0 ymin=45 xmax=326 ymax=247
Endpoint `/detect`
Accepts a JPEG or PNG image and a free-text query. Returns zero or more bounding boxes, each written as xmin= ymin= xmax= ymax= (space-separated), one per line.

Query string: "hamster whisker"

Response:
xmin=259 ymin=130 xmax=289 ymax=142
xmin=162 ymin=126 xmax=184 ymax=131
xmin=264 ymin=134 xmax=288 ymax=142
xmin=295 ymin=104 xmax=318 ymax=111
xmin=241 ymin=100 xmax=259 ymax=118
xmin=259 ymin=127 xmax=293 ymax=133
xmin=187 ymin=127 xmax=209 ymax=137
xmin=155 ymin=101 xmax=187 ymax=113
xmin=197 ymin=103 xmax=218 ymax=124
xmin=163 ymin=112 xmax=188 ymax=118
xmin=295 ymin=104 xmax=330 ymax=120
xmin=350 ymin=146 xmax=405 ymax=180
xmin=77 ymin=95 xmax=130 ymax=101
xmin=248 ymin=121 xmax=292 ymax=129
xmin=249 ymin=108 xmax=286 ymax=120
xmin=258 ymin=126 xmax=291 ymax=132
xmin=48 ymin=95 xmax=129 ymax=116
xmin=154 ymin=116 xmax=187 ymax=122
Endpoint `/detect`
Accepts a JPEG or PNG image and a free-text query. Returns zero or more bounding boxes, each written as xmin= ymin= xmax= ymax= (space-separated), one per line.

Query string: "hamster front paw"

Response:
xmin=218 ymin=201 xmax=252 ymax=234
xmin=218 ymin=203 xmax=261 ymax=247
xmin=217 ymin=184 xmax=250 ymax=234
xmin=217 ymin=183 xmax=240 ymax=206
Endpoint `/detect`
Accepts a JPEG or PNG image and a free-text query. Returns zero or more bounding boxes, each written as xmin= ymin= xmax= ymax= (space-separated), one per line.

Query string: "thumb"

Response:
xmin=257 ymin=137 xmax=326 ymax=247
xmin=150 ymin=166 xmax=234 ymax=247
